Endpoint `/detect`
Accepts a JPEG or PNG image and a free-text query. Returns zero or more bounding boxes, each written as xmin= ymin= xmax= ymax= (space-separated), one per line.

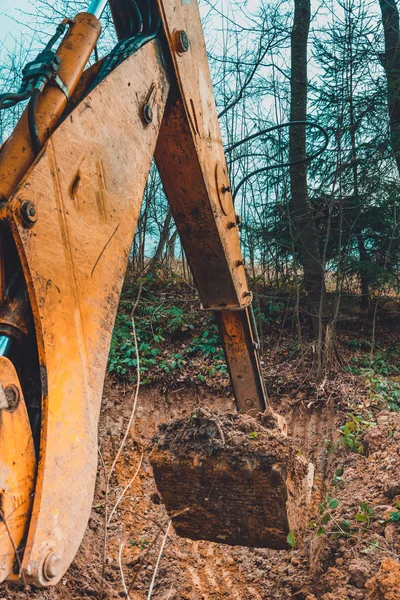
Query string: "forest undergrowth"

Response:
xmin=110 ymin=267 xmax=400 ymax=415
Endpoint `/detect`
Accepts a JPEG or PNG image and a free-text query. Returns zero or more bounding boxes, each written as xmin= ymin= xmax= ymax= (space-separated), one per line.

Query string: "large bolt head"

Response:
xmin=142 ymin=103 xmax=153 ymax=125
xmin=4 ymin=385 xmax=20 ymax=412
xmin=42 ymin=552 xmax=61 ymax=581
xmin=175 ymin=30 xmax=189 ymax=53
xmin=21 ymin=201 xmax=37 ymax=227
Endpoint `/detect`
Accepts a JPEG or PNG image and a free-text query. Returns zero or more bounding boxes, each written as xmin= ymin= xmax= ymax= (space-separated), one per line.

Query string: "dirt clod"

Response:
xmin=149 ymin=408 xmax=311 ymax=549
xmin=365 ymin=558 xmax=400 ymax=600
xmin=348 ymin=559 xmax=373 ymax=588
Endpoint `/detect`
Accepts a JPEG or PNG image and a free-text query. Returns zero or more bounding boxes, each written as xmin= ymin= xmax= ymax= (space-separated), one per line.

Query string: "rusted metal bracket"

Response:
xmin=153 ymin=0 xmax=267 ymax=412
xmin=154 ymin=0 xmax=251 ymax=311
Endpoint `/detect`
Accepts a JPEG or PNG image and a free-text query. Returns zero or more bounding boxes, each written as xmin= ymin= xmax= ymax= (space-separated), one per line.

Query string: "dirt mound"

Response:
xmin=150 ymin=408 xmax=311 ymax=549
xmin=365 ymin=559 xmax=400 ymax=599
xmin=151 ymin=406 xmax=284 ymax=455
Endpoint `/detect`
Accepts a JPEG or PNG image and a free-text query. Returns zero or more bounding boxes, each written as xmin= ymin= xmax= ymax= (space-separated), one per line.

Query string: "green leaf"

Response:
xmin=248 ymin=432 xmax=258 ymax=439
xmin=321 ymin=513 xmax=331 ymax=524
xmin=355 ymin=514 xmax=368 ymax=522
xmin=319 ymin=503 xmax=327 ymax=515
xmin=328 ymin=498 xmax=339 ymax=509
xmin=287 ymin=531 xmax=296 ymax=548
xmin=389 ymin=511 xmax=400 ymax=523
xmin=316 ymin=527 xmax=326 ymax=537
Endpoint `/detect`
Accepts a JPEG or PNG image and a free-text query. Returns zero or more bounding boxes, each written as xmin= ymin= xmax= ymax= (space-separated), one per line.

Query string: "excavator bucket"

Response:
xmin=150 ymin=409 xmax=313 ymax=549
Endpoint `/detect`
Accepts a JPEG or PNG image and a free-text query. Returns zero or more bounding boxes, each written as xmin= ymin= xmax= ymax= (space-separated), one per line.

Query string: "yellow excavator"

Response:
xmin=0 ymin=0 xmax=312 ymax=587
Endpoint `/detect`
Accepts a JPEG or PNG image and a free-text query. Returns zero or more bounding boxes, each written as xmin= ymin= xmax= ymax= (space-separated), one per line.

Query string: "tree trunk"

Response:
xmin=379 ymin=0 xmax=400 ymax=176
xmin=347 ymin=7 xmax=370 ymax=309
xmin=152 ymin=208 xmax=172 ymax=265
xmin=289 ymin=0 xmax=325 ymax=336
xmin=356 ymin=230 xmax=370 ymax=308
xmin=166 ymin=229 xmax=179 ymax=265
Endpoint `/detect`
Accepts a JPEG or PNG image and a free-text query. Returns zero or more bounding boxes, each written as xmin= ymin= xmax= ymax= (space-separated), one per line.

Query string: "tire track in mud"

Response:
xmin=128 ymin=388 xmax=273 ymax=598
xmin=166 ymin=540 xmax=264 ymax=599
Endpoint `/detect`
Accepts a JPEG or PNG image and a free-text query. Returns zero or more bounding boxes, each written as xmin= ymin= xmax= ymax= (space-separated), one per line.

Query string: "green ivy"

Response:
xmin=108 ymin=273 xmax=227 ymax=383
xmin=340 ymin=413 xmax=376 ymax=454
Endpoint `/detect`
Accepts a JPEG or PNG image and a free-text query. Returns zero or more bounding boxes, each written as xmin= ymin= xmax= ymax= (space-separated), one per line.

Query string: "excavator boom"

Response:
xmin=0 ymin=0 xmax=293 ymax=587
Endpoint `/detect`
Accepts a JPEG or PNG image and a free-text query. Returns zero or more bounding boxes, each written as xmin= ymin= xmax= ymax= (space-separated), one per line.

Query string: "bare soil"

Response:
xmin=1 ymin=377 xmax=399 ymax=599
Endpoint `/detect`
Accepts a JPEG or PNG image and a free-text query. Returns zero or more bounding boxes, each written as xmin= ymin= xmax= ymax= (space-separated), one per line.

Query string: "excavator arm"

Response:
xmin=0 ymin=0 xmax=271 ymax=586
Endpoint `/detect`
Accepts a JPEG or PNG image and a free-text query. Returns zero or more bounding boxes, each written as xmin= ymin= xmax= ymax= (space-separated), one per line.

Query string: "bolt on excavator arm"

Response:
xmin=0 ymin=0 xmax=274 ymax=587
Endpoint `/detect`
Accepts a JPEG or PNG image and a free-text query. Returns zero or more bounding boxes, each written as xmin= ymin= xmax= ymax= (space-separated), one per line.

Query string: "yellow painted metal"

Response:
xmin=5 ymin=41 xmax=169 ymax=586
xmin=0 ymin=0 xmax=270 ymax=585
xmin=0 ymin=12 xmax=101 ymax=585
xmin=0 ymin=357 xmax=36 ymax=583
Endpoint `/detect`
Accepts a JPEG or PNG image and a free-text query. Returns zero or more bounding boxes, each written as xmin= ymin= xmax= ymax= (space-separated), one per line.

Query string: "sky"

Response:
xmin=0 ymin=0 xmax=381 ymax=62
xmin=0 ymin=0 xmax=33 ymax=50
xmin=2 ymin=0 xmax=289 ymax=54
xmin=0 ymin=0 xmax=387 ymax=259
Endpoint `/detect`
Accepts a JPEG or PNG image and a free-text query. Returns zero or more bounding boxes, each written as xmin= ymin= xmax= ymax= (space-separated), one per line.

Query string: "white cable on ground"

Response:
xmin=107 ymin=452 xmax=144 ymax=525
xmin=108 ymin=316 xmax=141 ymax=483
xmin=147 ymin=520 xmax=172 ymax=600
xmin=102 ymin=287 xmax=143 ymax=600
xmin=118 ymin=542 xmax=130 ymax=600
xmin=165 ymin=585 xmax=174 ymax=600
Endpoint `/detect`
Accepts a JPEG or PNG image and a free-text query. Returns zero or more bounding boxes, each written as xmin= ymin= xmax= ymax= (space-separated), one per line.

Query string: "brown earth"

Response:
xmin=1 ymin=378 xmax=399 ymax=599
xmin=150 ymin=408 xmax=309 ymax=549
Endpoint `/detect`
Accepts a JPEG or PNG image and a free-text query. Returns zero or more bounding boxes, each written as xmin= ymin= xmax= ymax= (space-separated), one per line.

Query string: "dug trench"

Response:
xmin=1 ymin=381 xmax=400 ymax=599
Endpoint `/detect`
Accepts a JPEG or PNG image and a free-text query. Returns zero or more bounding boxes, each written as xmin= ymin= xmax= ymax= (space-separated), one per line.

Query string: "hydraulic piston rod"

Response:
xmin=87 ymin=0 xmax=109 ymax=18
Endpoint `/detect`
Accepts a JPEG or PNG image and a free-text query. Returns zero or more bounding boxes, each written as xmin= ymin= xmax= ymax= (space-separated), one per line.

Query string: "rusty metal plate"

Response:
xmin=6 ymin=41 xmax=169 ymax=586
xmin=156 ymin=0 xmax=250 ymax=310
